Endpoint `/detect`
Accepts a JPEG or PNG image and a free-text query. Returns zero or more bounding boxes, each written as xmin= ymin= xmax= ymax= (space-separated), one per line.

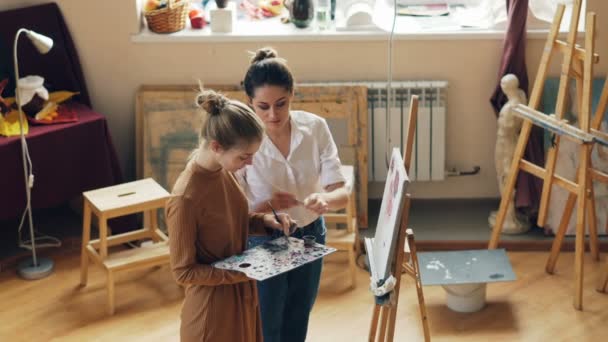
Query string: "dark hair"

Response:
xmin=243 ymin=47 xmax=294 ymax=98
xmin=195 ymin=88 xmax=264 ymax=149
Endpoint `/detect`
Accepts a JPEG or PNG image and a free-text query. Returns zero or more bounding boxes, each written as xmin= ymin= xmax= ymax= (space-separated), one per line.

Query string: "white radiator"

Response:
xmin=368 ymin=81 xmax=447 ymax=182
xmin=300 ymin=81 xmax=447 ymax=182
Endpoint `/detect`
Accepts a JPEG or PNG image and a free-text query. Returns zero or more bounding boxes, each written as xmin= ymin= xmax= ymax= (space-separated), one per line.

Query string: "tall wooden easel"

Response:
xmin=368 ymin=96 xmax=430 ymax=341
xmin=593 ymin=79 xmax=608 ymax=293
xmin=489 ymin=0 xmax=599 ymax=310
xmin=401 ymin=96 xmax=430 ymax=342
xmin=368 ymin=195 xmax=411 ymax=342
xmin=546 ymin=78 xmax=608 ymax=274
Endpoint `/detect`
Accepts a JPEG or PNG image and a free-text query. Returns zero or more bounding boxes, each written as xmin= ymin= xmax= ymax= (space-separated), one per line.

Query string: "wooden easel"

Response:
xmin=368 ymin=96 xmax=430 ymax=341
xmin=546 ymin=78 xmax=608 ymax=274
xmin=368 ymin=194 xmax=411 ymax=342
xmin=400 ymin=229 xmax=431 ymax=342
xmin=586 ymin=80 xmax=608 ymax=294
xmin=401 ymin=96 xmax=430 ymax=341
xmin=368 ymin=223 xmax=431 ymax=342
xmin=489 ymin=0 xmax=599 ymax=310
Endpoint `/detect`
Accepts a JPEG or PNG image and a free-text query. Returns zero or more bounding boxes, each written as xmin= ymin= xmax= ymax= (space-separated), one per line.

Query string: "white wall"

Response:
xmin=2 ymin=0 xmax=607 ymax=199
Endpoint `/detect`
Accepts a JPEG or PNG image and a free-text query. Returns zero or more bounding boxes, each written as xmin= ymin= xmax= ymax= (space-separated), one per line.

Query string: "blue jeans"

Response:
xmin=247 ymin=217 xmax=326 ymax=342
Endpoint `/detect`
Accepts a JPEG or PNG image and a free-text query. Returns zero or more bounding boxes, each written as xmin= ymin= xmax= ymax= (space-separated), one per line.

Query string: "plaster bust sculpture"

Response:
xmin=488 ymin=74 xmax=531 ymax=234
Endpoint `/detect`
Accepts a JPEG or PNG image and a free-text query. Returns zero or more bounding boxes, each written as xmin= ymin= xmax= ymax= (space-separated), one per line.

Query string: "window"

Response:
xmin=373 ymin=0 xmax=586 ymax=32
xmin=133 ymin=0 xmax=586 ymax=43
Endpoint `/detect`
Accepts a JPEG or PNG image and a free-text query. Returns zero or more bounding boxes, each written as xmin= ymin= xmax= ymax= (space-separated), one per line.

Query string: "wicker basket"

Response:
xmin=145 ymin=0 xmax=189 ymax=34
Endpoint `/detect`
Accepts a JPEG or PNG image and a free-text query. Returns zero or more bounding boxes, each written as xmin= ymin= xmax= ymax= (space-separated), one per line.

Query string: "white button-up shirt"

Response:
xmin=236 ymin=110 xmax=346 ymax=227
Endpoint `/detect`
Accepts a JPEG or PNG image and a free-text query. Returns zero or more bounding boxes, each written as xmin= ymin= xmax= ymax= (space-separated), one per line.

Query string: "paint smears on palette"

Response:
xmin=214 ymin=237 xmax=336 ymax=281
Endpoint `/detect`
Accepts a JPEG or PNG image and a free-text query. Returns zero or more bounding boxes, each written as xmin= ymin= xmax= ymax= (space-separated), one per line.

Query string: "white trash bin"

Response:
xmin=441 ymin=283 xmax=487 ymax=313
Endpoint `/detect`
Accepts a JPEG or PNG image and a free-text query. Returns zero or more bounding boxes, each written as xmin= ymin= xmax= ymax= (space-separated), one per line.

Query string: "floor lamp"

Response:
xmin=14 ymin=28 xmax=55 ymax=280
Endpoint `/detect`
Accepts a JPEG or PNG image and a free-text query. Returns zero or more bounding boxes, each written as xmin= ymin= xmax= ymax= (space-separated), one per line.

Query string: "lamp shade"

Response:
xmin=25 ymin=30 xmax=53 ymax=54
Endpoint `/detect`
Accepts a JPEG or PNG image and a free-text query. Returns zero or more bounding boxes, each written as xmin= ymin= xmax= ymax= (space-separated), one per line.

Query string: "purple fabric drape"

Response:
xmin=490 ymin=0 xmax=544 ymax=214
xmin=0 ymin=3 xmax=134 ymax=233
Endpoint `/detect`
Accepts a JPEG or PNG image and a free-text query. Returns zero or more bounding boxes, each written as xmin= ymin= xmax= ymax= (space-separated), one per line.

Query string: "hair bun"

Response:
xmin=196 ymin=89 xmax=228 ymax=116
xmin=250 ymin=47 xmax=278 ymax=65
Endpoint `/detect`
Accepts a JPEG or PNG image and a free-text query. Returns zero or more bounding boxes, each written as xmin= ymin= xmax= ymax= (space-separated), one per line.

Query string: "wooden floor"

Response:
xmin=1 ymin=248 xmax=607 ymax=341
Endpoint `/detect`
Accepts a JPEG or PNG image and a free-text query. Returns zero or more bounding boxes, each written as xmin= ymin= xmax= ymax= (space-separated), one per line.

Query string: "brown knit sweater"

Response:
xmin=166 ymin=161 xmax=267 ymax=342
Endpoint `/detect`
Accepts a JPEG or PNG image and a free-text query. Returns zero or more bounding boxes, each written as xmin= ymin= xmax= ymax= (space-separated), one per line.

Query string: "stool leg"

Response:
xmin=80 ymin=203 xmax=92 ymax=286
xmin=99 ymin=215 xmax=108 ymax=259
xmin=349 ymin=246 xmax=357 ymax=288
xmin=107 ymin=270 xmax=115 ymax=315
xmin=148 ymin=209 xmax=161 ymax=242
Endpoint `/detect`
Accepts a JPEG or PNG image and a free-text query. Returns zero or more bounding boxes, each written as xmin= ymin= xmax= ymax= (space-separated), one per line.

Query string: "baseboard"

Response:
xmin=416 ymin=240 xmax=608 ymax=252
xmin=357 ymin=239 xmax=608 ymax=253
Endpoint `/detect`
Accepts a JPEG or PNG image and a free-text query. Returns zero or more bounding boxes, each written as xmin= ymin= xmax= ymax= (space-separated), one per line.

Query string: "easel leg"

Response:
xmin=414 ymin=268 xmax=430 ymax=341
xmin=378 ymin=306 xmax=389 ymax=341
xmin=573 ymin=11 xmax=595 ymax=310
xmin=387 ymin=291 xmax=401 ymax=342
xmin=368 ymin=196 xmax=412 ymax=341
xmin=369 ymin=304 xmax=380 ymax=341
xmin=368 ymin=301 xmax=396 ymax=341
xmin=546 ymin=193 xmax=575 ymax=274
xmin=408 ymin=233 xmax=430 ymax=342
xmin=574 ymin=144 xmax=590 ymax=310
xmin=586 ymin=185 xmax=599 ymax=261
xmin=537 ymin=135 xmax=561 ymax=227
xmin=489 ymin=121 xmax=532 ymax=249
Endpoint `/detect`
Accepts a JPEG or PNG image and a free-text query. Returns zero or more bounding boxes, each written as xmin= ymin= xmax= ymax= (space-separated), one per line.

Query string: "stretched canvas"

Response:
xmin=137 ymin=85 xmax=369 ymax=230
xmin=546 ymin=135 xmax=608 ymax=235
xmin=541 ymin=77 xmax=608 ymax=235
xmin=214 ymin=237 xmax=336 ymax=281
xmin=365 ymin=148 xmax=409 ymax=282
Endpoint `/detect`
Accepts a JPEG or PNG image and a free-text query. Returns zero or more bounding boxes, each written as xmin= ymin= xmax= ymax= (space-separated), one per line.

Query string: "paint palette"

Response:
xmin=213 ymin=236 xmax=336 ymax=281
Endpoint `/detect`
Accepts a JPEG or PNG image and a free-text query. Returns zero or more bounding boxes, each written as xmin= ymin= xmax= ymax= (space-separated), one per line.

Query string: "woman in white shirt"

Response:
xmin=236 ymin=47 xmax=349 ymax=342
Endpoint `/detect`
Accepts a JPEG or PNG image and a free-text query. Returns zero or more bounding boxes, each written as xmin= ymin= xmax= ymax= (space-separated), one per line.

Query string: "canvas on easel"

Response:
xmin=365 ymin=148 xmax=409 ymax=284
xmin=367 ymin=97 xmax=430 ymax=342
xmin=366 ymin=148 xmax=419 ymax=342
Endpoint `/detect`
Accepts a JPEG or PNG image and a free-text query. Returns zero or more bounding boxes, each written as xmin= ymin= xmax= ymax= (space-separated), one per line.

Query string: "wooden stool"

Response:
xmin=79 ymin=178 xmax=171 ymax=315
xmin=324 ymin=165 xmax=359 ymax=288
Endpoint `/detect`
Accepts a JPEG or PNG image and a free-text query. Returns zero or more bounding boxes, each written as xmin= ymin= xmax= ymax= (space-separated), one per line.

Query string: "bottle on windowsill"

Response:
xmin=315 ymin=0 xmax=330 ymax=31
xmin=287 ymin=0 xmax=314 ymax=29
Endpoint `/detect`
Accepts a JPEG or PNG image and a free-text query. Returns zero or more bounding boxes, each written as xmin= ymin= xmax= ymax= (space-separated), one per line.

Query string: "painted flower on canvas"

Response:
xmin=386 ymin=159 xmax=400 ymax=217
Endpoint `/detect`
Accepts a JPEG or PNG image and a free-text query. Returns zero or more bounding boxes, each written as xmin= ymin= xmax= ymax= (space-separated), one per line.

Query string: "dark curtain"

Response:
xmin=490 ymin=0 xmax=544 ymax=214
xmin=0 ymin=3 xmax=91 ymax=106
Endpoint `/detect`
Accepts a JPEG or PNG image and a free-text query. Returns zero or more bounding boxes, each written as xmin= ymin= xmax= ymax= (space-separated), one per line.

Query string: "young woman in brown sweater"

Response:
xmin=166 ymin=89 xmax=295 ymax=342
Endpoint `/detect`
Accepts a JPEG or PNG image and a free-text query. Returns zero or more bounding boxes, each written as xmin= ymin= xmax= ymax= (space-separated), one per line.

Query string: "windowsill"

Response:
xmin=131 ymin=24 xmax=580 ymax=43
xmin=131 ymin=5 xmax=584 ymax=43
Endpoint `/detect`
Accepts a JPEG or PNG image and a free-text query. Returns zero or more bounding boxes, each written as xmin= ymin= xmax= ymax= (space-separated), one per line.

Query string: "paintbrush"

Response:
xmin=268 ymin=201 xmax=295 ymax=245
